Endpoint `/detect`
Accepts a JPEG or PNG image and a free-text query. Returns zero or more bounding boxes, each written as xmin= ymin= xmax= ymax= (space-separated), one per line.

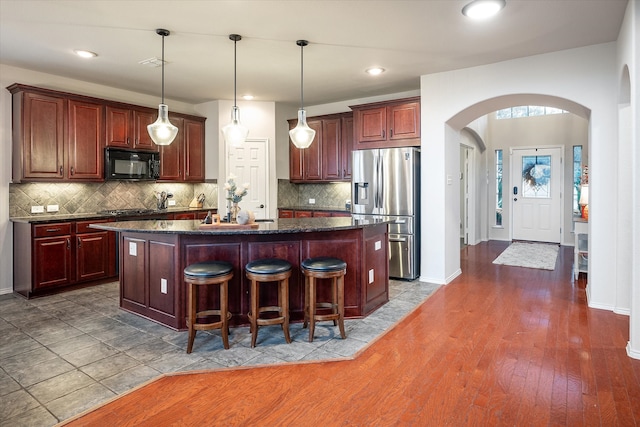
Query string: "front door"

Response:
xmin=227 ymin=139 xmax=269 ymax=220
xmin=511 ymin=147 xmax=563 ymax=243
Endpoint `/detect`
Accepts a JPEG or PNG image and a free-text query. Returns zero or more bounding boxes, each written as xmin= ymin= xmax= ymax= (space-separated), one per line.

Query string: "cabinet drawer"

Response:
xmin=75 ymin=219 xmax=112 ymax=234
xmin=34 ymin=223 xmax=72 ymax=237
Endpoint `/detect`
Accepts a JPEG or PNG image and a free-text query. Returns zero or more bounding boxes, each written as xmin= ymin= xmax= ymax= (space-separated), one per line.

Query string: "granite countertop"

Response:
xmin=89 ymin=216 xmax=390 ymax=235
xmin=9 ymin=207 xmax=214 ymax=224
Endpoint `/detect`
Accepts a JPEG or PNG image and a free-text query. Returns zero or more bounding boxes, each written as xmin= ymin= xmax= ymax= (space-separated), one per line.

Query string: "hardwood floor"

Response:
xmin=62 ymin=241 xmax=640 ymax=426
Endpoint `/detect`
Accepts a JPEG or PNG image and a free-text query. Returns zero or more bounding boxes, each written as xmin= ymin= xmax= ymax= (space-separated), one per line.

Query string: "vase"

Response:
xmin=231 ymin=202 xmax=240 ymax=223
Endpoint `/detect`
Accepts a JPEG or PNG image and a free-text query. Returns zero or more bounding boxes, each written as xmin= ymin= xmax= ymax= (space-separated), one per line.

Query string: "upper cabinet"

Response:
xmin=350 ymin=97 xmax=420 ymax=149
xmin=288 ymin=112 xmax=353 ymax=183
xmin=158 ymin=116 xmax=205 ymax=182
xmin=8 ymin=84 xmax=205 ymax=183
xmin=105 ymin=106 xmax=156 ymax=150
xmin=9 ymin=84 xmax=103 ymax=182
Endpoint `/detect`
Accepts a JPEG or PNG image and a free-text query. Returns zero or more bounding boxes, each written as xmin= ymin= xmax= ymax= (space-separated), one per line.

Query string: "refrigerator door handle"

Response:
xmin=379 ymin=155 xmax=384 ymax=212
xmin=373 ymin=154 xmax=379 ymax=210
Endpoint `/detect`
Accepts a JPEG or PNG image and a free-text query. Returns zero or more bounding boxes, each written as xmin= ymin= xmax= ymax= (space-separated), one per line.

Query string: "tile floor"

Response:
xmin=0 ymin=279 xmax=439 ymax=426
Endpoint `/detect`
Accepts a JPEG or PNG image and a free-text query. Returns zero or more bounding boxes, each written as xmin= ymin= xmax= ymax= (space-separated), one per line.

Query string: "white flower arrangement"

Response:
xmin=225 ymin=173 xmax=249 ymax=203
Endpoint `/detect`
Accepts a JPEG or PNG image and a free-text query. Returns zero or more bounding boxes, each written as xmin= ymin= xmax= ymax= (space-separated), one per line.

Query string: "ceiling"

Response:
xmin=0 ymin=0 xmax=628 ymax=107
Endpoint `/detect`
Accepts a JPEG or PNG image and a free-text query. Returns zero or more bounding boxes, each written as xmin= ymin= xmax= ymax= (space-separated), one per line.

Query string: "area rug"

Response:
xmin=492 ymin=242 xmax=559 ymax=270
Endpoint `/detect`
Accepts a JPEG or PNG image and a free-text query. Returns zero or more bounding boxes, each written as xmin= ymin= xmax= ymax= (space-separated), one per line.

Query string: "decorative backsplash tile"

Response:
xmin=277 ymin=179 xmax=351 ymax=209
xmin=9 ymin=181 xmax=218 ymax=217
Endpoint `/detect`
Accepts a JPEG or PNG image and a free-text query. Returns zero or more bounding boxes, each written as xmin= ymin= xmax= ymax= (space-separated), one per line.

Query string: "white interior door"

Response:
xmin=460 ymin=146 xmax=469 ymax=245
xmin=511 ymin=147 xmax=563 ymax=243
xmin=227 ymin=139 xmax=269 ymax=220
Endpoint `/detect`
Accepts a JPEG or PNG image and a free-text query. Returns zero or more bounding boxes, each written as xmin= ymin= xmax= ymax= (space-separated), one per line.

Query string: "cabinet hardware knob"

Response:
xmin=77 ymin=237 xmax=81 ymax=248
xmin=70 ymin=166 xmax=74 ymax=175
xmin=66 ymin=238 xmax=70 ymax=250
xmin=382 ymin=129 xmax=385 ymax=139
xmin=46 ymin=228 xmax=61 ymax=233
xmin=390 ymin=129 xmax=393 ymax=137
xmin=59 ymin=166 xmax=63 ymax=175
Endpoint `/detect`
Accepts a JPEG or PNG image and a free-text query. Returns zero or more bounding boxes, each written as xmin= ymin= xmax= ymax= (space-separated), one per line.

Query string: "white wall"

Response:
xmin=616 ymin=0 xmax=639 ymax=359
xmin=419 ymin=42 xmax=619 ymax=319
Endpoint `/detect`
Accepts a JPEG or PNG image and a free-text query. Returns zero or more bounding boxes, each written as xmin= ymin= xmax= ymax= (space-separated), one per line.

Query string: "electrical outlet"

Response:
xmin=368 ymin=269 xmax=374 ymax=284
xmin=161 ymin=278 xmax=167 ymax=294
xmin=31 ymin=205 xmax=45 ymax=214
xmin=47 ymin=204 xmax=59 ymax=212
xmin=168 ymin=200 xmax=176 ymax=206
xmin=309 ymin=198 xmax=316 ymax=204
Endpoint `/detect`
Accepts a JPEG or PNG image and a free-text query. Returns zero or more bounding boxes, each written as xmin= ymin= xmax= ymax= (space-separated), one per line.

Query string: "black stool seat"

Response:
xmin=301 ymin=257 xmax=347 ymax=272
xmin=184 ymin=261 xmax=233 ymax=279
xmin=246 ymin=258 xmax=292 ymax=275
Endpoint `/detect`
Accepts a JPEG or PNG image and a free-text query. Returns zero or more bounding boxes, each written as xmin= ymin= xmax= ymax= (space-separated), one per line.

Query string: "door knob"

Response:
xmin=513 ymin=198 xmax=518 ymax=202
xmin=258 ymin=204 xmax=264 ymax=209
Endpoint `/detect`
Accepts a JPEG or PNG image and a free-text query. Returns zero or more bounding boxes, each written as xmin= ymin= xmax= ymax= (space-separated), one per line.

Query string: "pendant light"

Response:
xmin=147 ymin=28 xmax=178 ymax=146
xmin=289 ymin=40 xmax=315 ymax=149
xmin=222 ymin=34 xmax=249 ymax=147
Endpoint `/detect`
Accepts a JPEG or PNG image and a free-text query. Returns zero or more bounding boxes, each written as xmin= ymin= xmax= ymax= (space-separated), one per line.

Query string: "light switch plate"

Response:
xmin=161 ymin=278 xmax=167 ymax=294
xmin=368 ymin=269 xmax=374 ymax=284
xmin=129 ymin=242 xmax=137 ymax=256
xmin=309 ymin=198 xmax=315 ymax=204
xmin=31 ymin=205 xmax=45 ymax=213
xmin=375 ymin=240 xmax=382 ymax=251
xmin=47 ymin=204 xmax=59 ymax=212
xmin=168 ymin=200 xmax=176 ymax=206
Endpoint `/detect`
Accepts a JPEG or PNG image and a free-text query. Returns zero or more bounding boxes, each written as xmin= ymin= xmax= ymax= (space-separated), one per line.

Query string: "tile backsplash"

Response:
xmin=277 ymin=179 xmax=351 ymax=209
xmin=9 ymin=181 xmax=218 ymax=217
xmin=9 ymin=179 xmax=351 ymax=217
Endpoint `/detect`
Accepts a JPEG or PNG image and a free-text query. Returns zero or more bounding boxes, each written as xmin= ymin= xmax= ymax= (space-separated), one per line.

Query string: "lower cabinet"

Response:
xmin=117 ymin=223 xmax=388 ymax=330
xmin=14 ymin=219 xmax=117 ymax=298
xmin=120 ymin=233 xmax=181 ymax=328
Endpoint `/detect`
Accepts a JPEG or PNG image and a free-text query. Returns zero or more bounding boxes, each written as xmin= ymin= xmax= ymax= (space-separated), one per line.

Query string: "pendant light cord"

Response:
xmin=299 ymin=43 xmax=304 ymax=110
xmin=161 ymin=33 xmax=165 ymax=104
xmin=233 ymin=37 xmax=237 ymax=108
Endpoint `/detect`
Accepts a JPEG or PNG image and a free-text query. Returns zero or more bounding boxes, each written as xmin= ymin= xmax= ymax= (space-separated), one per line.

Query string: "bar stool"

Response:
xmin=302 ymin=256 xmax=347 ymax=342
xmin=184 ymin=261 xmax=234 ymax=353
xmin=245 ymin=258 xmax=292 ymax=347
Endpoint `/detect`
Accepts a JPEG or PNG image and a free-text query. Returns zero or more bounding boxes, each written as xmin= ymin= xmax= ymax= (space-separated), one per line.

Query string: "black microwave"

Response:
xmin=105 ymin=148 xmax=160 ymax=180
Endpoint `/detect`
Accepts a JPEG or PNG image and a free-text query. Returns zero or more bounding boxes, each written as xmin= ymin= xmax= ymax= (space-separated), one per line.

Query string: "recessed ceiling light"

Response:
xmin=366 ymin=67 xmax=385 ymax=76
xmin=74 ymin=49 xmax=97 ymax=58
xmin=462 ymin=0 xmax=506 ymax=19
xmin=242 ymin=95 xmax=254 ymax=100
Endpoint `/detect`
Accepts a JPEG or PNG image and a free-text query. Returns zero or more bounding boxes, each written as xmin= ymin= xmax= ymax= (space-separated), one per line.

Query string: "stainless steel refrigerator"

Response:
xmin=352 ymin=147 xmax=420 ymax=280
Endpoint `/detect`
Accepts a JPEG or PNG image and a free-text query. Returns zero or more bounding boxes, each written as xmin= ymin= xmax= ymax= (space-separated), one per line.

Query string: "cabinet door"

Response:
xmin=105 ymin=106 xmax=131 ymax=148
xmin=133 ymin=110 xmax=156 ymax=150
xmin=21 ymin=92 xmax=66 ymax=180
xmin=341 ymin=115 xmax=354 ymax=180
xmin=34 ymin=236 xmax=72 ymax=289
xmin=76 ymin=231 xmax=109 ymax=281
xmin=183 ymin=119 xmax=205 ymax=182
xmin=355 ymin=106 xmax=386 ymax=144
xmin=121 ymin=236 xmax=146 ymax=305
xmin=302 ymin=119 xmax=323 ymax=180
xmin=388 ymin=101 xmax=420 ymax=141
xmin=68 ymin=100 xmax=104 ymax=180
xmin=289 ymin=134 xmax=304 ymax=182
xmin=159 ymin=117 xmax=183 ymax=181
xmin=321 ymin=118 xmax=342 ymax=181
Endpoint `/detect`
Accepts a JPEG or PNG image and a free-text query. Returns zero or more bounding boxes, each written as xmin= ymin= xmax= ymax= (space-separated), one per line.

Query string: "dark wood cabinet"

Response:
xmin=33 ymin=233 xmax=73 ymax=290
xmin=159 ymin=116 xmax=205 ymax=182
xmin=351 ymin=97 xmax=420 ymax=149
xmin=68 ymin=100 xmax=103 ymax=180
xmin=75 ymin=220 xmax=116 ymax=282
xmin=279 ymin=209 xmax=351 ymax=218
xmin=288 ymin=112 xmax=352 ymax=183
xmin=13 ymin=219 xmax=117 ymax=298
xmin=8 ymin=83 xmax=205 ymax=183
xmin=105 ymin=106 xmax=157 ymax=150
xmin=9 ymin=85 xmax=104 ymax=182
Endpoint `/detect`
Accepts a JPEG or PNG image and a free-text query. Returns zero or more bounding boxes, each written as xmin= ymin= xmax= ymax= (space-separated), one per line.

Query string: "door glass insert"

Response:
xmin=522 ymin=155 xmax=551 ymax=198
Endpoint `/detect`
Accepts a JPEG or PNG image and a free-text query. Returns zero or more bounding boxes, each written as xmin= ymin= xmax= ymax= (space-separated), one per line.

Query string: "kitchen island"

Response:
xmin=91 ymin=217 xmax=390 ymax=330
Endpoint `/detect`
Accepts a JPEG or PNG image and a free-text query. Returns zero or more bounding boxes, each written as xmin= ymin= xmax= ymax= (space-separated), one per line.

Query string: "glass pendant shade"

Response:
xmin=222 ymin=106 xmax=249 ymax=147
xmin=147 ymin=104 xmax=178 ymax=145
xmin=148 ymin=29 xmax=177 ymax=146
xmin=289 ymin=109 xmax=316 ymax=149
